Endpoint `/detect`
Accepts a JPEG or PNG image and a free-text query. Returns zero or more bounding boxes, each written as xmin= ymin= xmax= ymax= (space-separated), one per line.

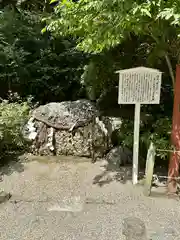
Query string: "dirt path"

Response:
xmin=0 ymin=156 xmax=179 ymax=239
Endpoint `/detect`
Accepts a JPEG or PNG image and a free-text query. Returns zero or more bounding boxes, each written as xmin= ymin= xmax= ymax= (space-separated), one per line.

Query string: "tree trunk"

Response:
xmin=144 ymin=142 xmax=156 ymax=197
xmin=168 ymin=152 xmax=180 ymax=194
xmin=167 ymin=64 xmax=180 ymax=194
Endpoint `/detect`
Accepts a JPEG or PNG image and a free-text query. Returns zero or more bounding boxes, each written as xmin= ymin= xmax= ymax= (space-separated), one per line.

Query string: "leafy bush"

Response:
xmin=0 ymin=99 xmax=30 ymax=151
xmin=117 ymin=116 xmax=172 ymax=160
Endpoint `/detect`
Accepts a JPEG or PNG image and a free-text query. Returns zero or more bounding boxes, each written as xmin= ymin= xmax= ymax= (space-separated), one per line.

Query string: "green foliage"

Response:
xmin=47 ymin=0 xmax=180 ymax=87
xmin=0 ymin=98 xmax=30 ymax=151
xmin=0 ymin=8 xmax=40 ymax=94
xmin=81 ymin=53 xmax=116 ymax=100
xmin=47 ymin=0 xmax=180 ymax=54
xmin=0 ymin=0 xmax=50 ymax=11
xmin=117 ymin=114 xmax=172 ymax=160
xmin=0 ymin=7 xmax=87 ymax=103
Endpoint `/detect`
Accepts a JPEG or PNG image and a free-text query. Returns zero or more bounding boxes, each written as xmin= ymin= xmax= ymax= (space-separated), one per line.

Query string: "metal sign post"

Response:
xmin=116 ymin=67 xmax=162 ymax=184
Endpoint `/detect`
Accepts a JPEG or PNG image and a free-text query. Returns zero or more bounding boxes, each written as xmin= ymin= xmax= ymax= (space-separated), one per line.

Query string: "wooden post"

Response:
xmin=143 ymin=142 xmax=156 ymax=196
xmin=168 ymin=64 xmax=180 ymax=194
xmin=132 ymin=103 xmax=141 ymax=185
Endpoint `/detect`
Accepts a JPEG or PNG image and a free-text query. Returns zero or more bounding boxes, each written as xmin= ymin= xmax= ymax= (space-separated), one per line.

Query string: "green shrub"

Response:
xmin=0 ymin=100 xmax=30 ymax=151
xmin=117 ymin=116 xmax=172 ymax=160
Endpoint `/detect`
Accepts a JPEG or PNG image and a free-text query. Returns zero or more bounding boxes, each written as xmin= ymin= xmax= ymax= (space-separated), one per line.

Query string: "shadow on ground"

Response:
xmin=93 ymin=161 xmax=144 ymax=187
xmin=0 ymin=151 xmax=25 ymax=177
xmin=93 ymin=161 xmax=168 ymax=187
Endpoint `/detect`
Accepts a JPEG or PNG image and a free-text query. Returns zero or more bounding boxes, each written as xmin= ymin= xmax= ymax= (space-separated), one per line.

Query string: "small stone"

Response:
xmin=106 ymin=146 xmax=132 ymax=167
xmin=122 ymin=217 xmax=147 ymax=240
xmin=0 ymin=191 xmax=12 ymax=204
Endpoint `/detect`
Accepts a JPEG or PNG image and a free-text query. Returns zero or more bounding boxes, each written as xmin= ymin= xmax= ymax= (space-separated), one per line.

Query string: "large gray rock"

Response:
xmin=54 ymin=121 xmax=111 ymax=158
xmin=24 ymin=100 xmax=113 ymax=160
xmin=32 ymin=99 xmax=98 ymax=130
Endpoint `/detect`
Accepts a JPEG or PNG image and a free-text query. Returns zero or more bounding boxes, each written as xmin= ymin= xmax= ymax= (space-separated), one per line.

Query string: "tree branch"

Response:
xmin=165 ymin=54 xmax=175 ymax=88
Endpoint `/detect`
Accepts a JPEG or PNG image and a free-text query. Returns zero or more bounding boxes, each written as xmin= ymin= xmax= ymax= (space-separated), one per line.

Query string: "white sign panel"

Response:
xmin=117 ymin=67 xmax=162 ymax=104
xmin=116 ymin=67 xmax=162 ymax=185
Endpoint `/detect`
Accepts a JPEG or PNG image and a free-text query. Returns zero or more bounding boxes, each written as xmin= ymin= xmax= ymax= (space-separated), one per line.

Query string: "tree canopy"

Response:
xmin=47 ymin=0 xmax=180 ymax=84
xmin=47 ymin=0 xmax=180 ymax=51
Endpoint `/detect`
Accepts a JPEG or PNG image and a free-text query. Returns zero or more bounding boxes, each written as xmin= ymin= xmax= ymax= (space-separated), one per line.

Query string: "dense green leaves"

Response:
xmin=46 ymin=0 xmax=180 ymax=88
xmin=0 ymin=0 xmax=51 ymax=11
xmin=0 ymin=7 xmax=87 ymax=103
xmin=0 ymin=98 xmax=30 ymax=151
xmin=47 ymin=0 xmax=180 ymax=53
xmin=0 ymin=1 xmax=88 ymax=155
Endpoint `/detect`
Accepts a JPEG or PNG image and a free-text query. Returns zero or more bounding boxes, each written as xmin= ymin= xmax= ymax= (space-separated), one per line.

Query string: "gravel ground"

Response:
xmin=0 ymin=156 xmax=180 ymax=240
